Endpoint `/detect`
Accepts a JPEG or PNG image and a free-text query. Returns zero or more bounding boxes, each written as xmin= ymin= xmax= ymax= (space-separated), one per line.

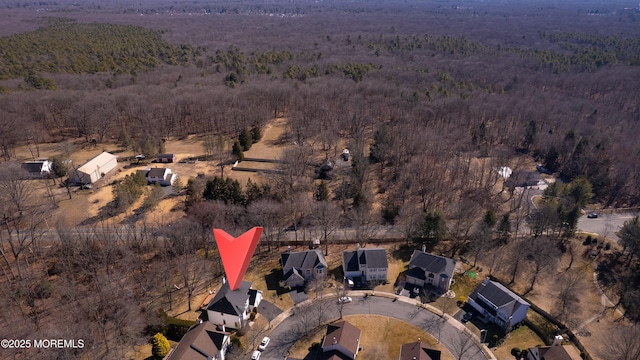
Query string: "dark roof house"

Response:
xmin=468 ymin=279 xmax=530 ymax=332
xmin=281 ymin=249 xmax=328 ymax=288
xmin=21 ymin=160 xmax=52 ymax=178
xmin=405 ymin=250 xmax=456 ymax=293
xmin=205 ymin=280 xmax=261 ymax=330
xmin=166 ymin=321 xmax=230 ymax=360
xmin=342 ymin=247 xmax=388 ymax=283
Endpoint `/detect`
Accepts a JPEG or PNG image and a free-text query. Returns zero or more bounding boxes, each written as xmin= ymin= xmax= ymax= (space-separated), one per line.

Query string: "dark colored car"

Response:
xmin=587 ymin=212 xmax=598 ymax=218
xmin=462 ymin=312 xmax=474 ymax=323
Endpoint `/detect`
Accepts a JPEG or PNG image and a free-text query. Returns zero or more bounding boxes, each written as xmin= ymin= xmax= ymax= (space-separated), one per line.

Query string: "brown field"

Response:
xmin=14 ymin=116 xmax=290 ymax=227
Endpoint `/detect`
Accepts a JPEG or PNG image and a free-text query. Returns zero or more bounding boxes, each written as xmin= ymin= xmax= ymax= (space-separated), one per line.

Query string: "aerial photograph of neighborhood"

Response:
xmin=0 ymin=0 xmax=638 ymax=359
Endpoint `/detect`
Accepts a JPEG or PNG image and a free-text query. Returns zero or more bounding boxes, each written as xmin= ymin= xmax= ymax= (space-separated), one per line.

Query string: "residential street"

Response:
xmin=577 ymin=212 xmax=637 ymax=242
xmin=259 ymin=292 xmax=491 ymax=360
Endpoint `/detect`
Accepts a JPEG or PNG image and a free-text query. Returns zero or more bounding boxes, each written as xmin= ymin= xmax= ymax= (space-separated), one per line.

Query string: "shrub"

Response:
xmin=151 ymin=333 xmax=170 ymax=359
xmin=251 ymin=126 xmax=262 ymax=143
xmin=231 ymin=335 xmax=242 ymax=349
xmin=511 ymin=347 xmax=521 ymax=358
xmin=583 ymin=235 xmax=592 ymax=246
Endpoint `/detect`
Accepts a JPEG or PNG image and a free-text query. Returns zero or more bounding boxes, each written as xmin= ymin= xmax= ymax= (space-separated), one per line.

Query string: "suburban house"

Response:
xmin=137 ymin=167 xmax=177 ymax=186
xmin=342 ymin=246 xmax=388 ymax=285
xmin=165 ymin=321 xmax=230 ymax=360
xmin=205 ymin=279 xmax=262 ymax=330
xmin=21 ymin=160 xmax=52 ymax=178
xmin=399 ymin=340 xmax=442 ymax=360
xmin=156 ymin=153 xmax=176 ymax=163
xmin=318 ymin=320 xmax=361 ymax=360
xmin=467 ymin=279 xmax=530 ymax=332
xmin=405 ymin=250 xmax=456 ymax=294
xmin=71 ymin=151 xmax=118 ymax=185
xmin=280 ymin=248 xmax=328 ymax=288
xmin=526 ymin=343 xmax=582 ymax=360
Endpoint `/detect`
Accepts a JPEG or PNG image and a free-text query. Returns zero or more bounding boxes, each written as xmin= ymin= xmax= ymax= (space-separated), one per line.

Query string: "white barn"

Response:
xmin=73 ymin=152 xmax=118 ymax=184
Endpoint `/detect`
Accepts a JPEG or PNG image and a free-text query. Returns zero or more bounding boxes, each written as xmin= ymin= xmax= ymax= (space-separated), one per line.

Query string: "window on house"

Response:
xmin=428 ymin=273 xmax=435 ymax=278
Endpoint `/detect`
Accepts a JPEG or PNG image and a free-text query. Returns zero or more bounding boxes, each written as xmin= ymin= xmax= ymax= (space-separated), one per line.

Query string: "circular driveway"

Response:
xmin=260 ymin=293 xmax=491 ymax=360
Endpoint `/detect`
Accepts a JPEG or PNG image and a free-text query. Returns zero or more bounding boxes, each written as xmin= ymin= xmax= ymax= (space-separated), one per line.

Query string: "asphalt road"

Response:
xmin=260 ymin=293 xmax=489 ymax=360
xmin=577 ymin=212 xmax=638 ymax=241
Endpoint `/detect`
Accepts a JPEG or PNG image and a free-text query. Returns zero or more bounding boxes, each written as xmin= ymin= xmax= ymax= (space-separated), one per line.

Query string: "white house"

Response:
xmin=137 ymin=167 xmax=177 ymax=186
xmin=405 ymin=250 xmax=456 ymax=294
xmin=206 ymin=280 xmax=262 ymax=330
xmin=21 ymin=160 xmax=52 ymax=178
xmin=467 ymin=279 xmax=530 ymax=332
xmin=319 ymin=321 xmax=361 ymax=360
xmin=281 ymin=249 xmax=328 ymax=288
xmin=72 ymin=151 xmax=118 ymax=184
xmin=166 ymin=321 xmax=230 ymax=360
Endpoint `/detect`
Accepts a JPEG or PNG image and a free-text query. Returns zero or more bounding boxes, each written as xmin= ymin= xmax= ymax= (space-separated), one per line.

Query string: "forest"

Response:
xmin=0 ymin=0 xmax=639 ymax=359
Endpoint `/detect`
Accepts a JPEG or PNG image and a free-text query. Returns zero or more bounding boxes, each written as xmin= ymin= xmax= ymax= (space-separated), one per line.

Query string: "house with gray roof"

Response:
xmin=468 ymin=278 xmax=530 ymax=332
xmin=342 ymin=246 xmax=388 ymax=284
xmin=281 ymin=249 xmax=328 ymax=288
xmin=137 ymin=167 xmax=177 ymax=186
xmin=166 ymin=321 xmax=230 ymax=360
xmin=205 ymin=279 xmax=261 ymax=330
xmin=405 ymin=250 xmax=456 ymax=293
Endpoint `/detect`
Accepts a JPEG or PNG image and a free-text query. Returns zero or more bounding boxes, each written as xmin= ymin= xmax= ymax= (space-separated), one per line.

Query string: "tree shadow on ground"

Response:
xmin=264 ymin=268 xmax=291 ymax=296
xmin=328 ymin=265 xmax=344 ymax=282
xmin=391 ymin=243 xmax=417 ymax=261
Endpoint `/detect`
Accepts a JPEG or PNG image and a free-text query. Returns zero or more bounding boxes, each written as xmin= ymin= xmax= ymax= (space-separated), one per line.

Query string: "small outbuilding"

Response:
xmin=156 ymin=153 xmax=176 ymax=163
xmin=21 ymin=160 xmax=52 ymax=178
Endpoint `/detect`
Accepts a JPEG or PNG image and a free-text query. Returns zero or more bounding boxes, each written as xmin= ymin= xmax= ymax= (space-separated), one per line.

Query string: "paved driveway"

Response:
xmin=260 ymin=293 xmax=490 ymax=360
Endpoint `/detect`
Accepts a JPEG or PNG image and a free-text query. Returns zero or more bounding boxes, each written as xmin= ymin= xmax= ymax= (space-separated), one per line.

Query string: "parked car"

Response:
xmin=587 ymin=212 xmax=599 ymax=218
xmin=258 ymin=337 xmax=270 ymax=351
xmin=338 ymin=296 xmax=352 ymax=304
xmin=462 ymin=311 xmax=474 ymax=323
xmin=251 ymin=350 xmax=261 ymax=359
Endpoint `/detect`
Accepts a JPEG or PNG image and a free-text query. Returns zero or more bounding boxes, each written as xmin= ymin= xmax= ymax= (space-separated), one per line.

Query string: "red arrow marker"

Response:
xmin=213 ymin=227 xmax=263 ymax=291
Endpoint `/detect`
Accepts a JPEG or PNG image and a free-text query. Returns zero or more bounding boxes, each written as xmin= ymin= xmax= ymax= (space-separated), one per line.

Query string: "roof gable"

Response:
xmin=322 ymin=320 xmax=361 ymax=355
xmin=400 ymin=341 xmax=441 ymax=360
xmin=78 ymin=151 xmax=117 ymax=174
xmin=343 ymin=248 xmax=388 ymax=271
xmin=206 ymin=280 xmax=253 ymax=315
xmin=409 ymin=250 xmax=456 ymax=276
xmin=148 ymin=167 xmax=169 ymax=178
xmin=469 ymin=280 xmax=529 ymax=316
xmin=282 ymin=249 xmax=327 ymax=274
xmin=167 ymin=322 xmax=229 ymax=360
xmin=343 ymin=251 xmax=359 ymax=272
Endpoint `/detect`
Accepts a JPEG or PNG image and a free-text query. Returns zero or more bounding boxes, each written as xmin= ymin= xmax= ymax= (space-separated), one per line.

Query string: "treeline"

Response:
xmin=0 ymin=19 xmax=198 ymax=81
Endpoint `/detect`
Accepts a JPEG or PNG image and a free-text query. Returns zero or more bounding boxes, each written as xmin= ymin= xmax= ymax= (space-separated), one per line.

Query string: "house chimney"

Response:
xmin=222 ymin=277 xmax=227 ymax=285
xmin=333 ymin=337 xmax=336 ymax=344
xmin=356 ymin=243 xmax=360 ymax=250
xmin=421 ymin=244 xmax=426 ymax=252
xmin=287 ymin=245 xmax=291 ymax=253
